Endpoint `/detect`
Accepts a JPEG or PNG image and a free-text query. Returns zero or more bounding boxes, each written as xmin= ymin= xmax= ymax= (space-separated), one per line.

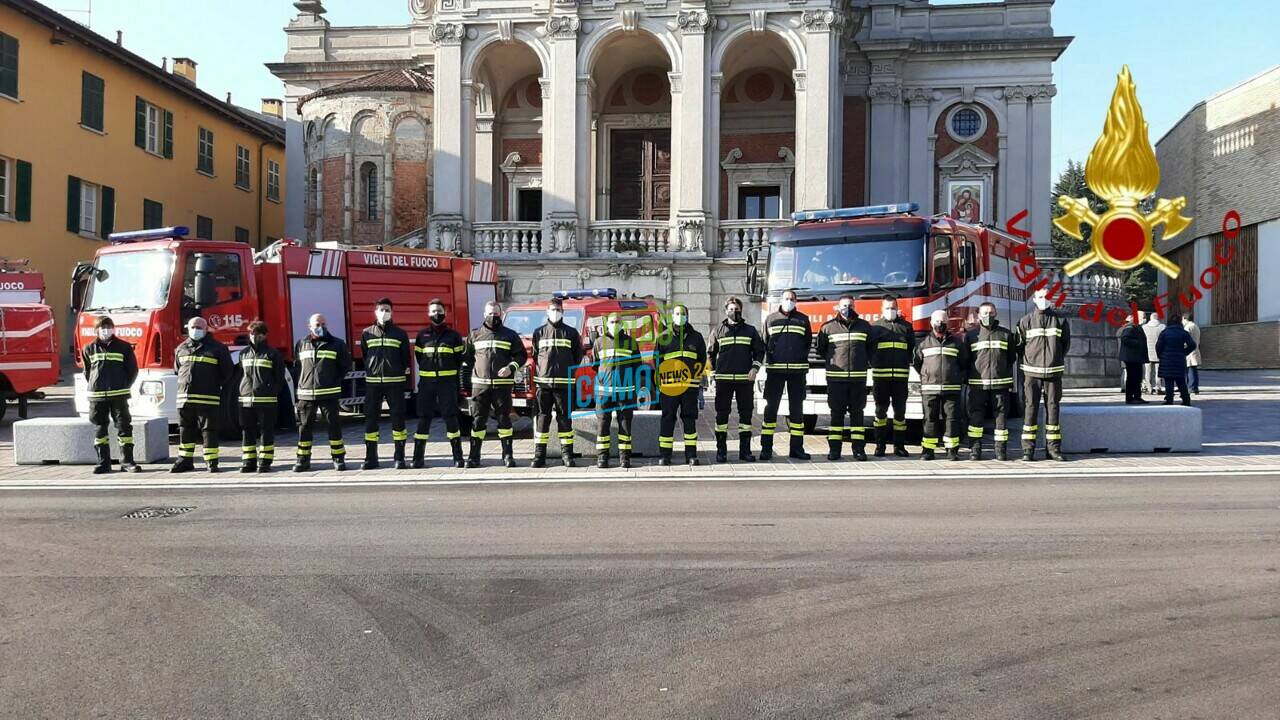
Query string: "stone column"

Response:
xmin=866 ymin=82 xmax=903 ymax=205
xmin=906 ymin=88 xmax=933 ymax=212
xmin=795 ymin=9 xmax=845 ymax=211
xmin=429 ymin=22 xmax=465 ymax=253
xmin=1029 ymin=85 xmax=1056 ymax=249
xmin=544 ymin=14 xmax=581 ymax=256
xmin=1002 ymin=86 xmax=1030 ymax=239
xmin=474 ymin=115 xmax=495 ymax=222
xmin=672 ymin=8 xmax=711 ymax=254
xmin=708 ymin=72 xmax=723 ymax=232
xmin=575 ymin=76 xmax=594 ymax=253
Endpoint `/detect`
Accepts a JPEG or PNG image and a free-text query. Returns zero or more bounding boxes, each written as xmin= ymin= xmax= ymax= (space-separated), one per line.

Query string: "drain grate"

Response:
xmin=121 ymin=506 xmax=196 ymax=519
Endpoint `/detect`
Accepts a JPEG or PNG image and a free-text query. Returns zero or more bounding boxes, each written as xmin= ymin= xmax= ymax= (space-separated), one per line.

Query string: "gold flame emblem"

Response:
xmin=1056 ymin=66 xmax=1191 ymax=278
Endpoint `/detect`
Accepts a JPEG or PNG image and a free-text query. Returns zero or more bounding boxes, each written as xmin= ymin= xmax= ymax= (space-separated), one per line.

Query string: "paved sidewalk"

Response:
xmin=3 ymin=370 xmax=1278 ymax=487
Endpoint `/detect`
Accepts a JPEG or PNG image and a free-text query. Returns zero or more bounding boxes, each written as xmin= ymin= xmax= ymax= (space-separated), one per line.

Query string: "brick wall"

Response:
xmin=500 ymin=137 xmax=542 ymax=221
xmin=321 ymin=156 xmax=345 ymax=243
xmin=393 ymin=160 xmax=428 ymax=237
xmin=717 ymin=131 xmax=796 ymax=218
xmin=1200 ymin=321 xmax=1280 ymax=369
xmin=842 ymin=96 xmax=867 ymax=208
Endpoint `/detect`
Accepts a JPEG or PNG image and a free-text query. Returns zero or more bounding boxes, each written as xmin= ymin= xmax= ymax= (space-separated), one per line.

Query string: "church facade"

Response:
xmin=269 ymin=0 xmax=1069 ymax=325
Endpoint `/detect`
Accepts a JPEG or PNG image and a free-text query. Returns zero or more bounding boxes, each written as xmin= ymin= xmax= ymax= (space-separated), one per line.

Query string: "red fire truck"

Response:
xmin=71 ymin=227 xmax=498 ymax=431
xmin=744 ymin=203 xmax=1030 ymax=423
xmin=0 ymin=260 xmax=60 ymax=421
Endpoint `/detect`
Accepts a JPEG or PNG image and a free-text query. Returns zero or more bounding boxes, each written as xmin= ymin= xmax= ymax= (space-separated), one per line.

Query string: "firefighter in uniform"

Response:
xmin=237 ymin=320 xmax=286 ymax=473
xmin=83 ymin=316 xmax=140 ymax=474
xmin=360 ymin=298 xmax=412 ymax=470
xmin=412 ymin=299 xmax=467 ymax=469
xmin=964 ymin=302 xmax=1019 ymax=461
xmin=761 ymin=289 xmax=812 ymax=460
xmin=869 ymin=296 xmax=914 ymax=457
xmin=913 ymin=310 xmax=968 ymax=461
xmin=707 ymin=296 xmax=764 ymax=463
xmin=171 ymin=317 xmax=234 ymax=473
xmin=464 ymin=301 xmax=527 ymax=468
xmin=816 ymin=295 xmax=873 ymax=461
xmin=655 ymin=304 xmax=707 ymax=467
xmin=1016 ymin=287 xmax=1071 ymax=462
xmin=592 ymin=313 xmax=639 ymax=469
xmin=294 ymin=313 xmax=351 ymax=472
xmin=531 ymin=297 xmax=584 ymax=468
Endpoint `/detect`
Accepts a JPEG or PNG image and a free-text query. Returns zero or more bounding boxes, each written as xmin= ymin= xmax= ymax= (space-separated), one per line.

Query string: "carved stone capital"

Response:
xmin=867 ymin=82 xmax=902 ymax=102
xmin=545 ymin=15 xmax=580 ymax=40
xmin=676 ymin=217 xmax=706 ymax=253
xmin=430 ymin=22 xmax=463 ymax=46
xmin=676 ymin=9 xmax=710 ymax=35
xmin=1029 ymin=84 xmax=1058 ymax=101
xmin=799 ymin=9 xmax=847 ymax=33
xmin=905 ymin=86 xmax=933 ymax=104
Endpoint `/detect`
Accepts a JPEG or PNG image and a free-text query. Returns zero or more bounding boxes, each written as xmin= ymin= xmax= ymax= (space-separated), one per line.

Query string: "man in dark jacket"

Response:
xmin=656 ymin=304 xmax=707 ymax=467
xmin=412 ymin=299 xmax=467 ymax=469
xmin=171 ymin=316 xmax=234 ymax=473
xmin=592 ymin=312 xmax=640 ymax=469
xmin=708 ymin=296 xmax=764 ymax=463
xmin=464 ymin=301 xmax=527 ymax=468
xmin=1156 ymin=313 xmax=1197 ymax=406
xmin=869 ymin=296 xmax=914 ymax=457
xmin=965 ymin=302 xmax=1019 ymax=461
xmin=360 ymin=297 xmax=412 ymax=470
xmin=762 ymin=289 xmax=812 ymax=460
xmin=237 ymin=320 xmax=286 ymax=473
xmin=1118 ymin=311 xmax=1150 ymax=404
xmin=1015 ymin=288 xmax=1071 ymax=462
xmin=531 ymin=297 xmax=584 ymax=468
xmin=83 ymin=316 xmax=140 ymax=474
xmin=816 ymin=295 xmax=872 ymax=461
xmin=294 ymin=313 xmax=351 ymax=472
xmin=914 ymin=310 xmax=968 ymax=461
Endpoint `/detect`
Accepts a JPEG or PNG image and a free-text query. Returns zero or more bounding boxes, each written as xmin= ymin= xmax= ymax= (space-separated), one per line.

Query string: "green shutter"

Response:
xmin=135 ymin=97 xmax=146 ymax=148
xmin=0 ymin=32 xmax=17 ymax=98
xmin=66 ymin=176 xmax=81 ymax=233
xmin=163 ymin=110 xmax=174 ymax=158
xmin=81 ymin=73 xmax=104 ymax=131
xmin=100 ymin=185 xmax=115 ymax=237
xmin=15 ymin=160 xmax=32 ymax=222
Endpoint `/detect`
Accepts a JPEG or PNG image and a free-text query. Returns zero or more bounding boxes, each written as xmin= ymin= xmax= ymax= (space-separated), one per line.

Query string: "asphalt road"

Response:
xmin=1 ymin=475 xmax=1278 ymax=720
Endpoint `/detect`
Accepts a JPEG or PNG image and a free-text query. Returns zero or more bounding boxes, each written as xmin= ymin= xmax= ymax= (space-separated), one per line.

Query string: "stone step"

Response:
xmin=13 ymin=416 xmax=171 ymax=465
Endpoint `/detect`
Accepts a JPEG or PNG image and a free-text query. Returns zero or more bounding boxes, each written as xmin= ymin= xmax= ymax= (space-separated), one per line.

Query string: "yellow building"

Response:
xmin=0 ymin=0 xmax=285 ymax=348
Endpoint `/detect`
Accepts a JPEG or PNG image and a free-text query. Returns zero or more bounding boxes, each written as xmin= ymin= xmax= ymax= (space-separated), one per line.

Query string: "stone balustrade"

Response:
xmin=587 ymin=221 xmax=672 ymax=255
xmin=718 ymin=219 xmax=790 ymax=256
xmin=473 ymin=222 xmax=543 ymax=255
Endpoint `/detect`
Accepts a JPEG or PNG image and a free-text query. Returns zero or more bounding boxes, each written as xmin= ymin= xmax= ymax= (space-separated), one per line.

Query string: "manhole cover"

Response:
xmin=121 ymin=506 xmax=196 ymax=519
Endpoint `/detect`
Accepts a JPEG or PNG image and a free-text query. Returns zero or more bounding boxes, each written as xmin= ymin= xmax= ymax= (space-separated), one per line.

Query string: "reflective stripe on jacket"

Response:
xmin=869 ymin=317 xmax=915 ymax=381
xmin=82 ymin=337 xmax=139 ymax=400
xmin=965 ymin=322 xmax=1018 ymax=388
xmin=815 ymin=315 xmax=872 ymax=382
xmin=764 ymin=310 xmax=812 ymax=373
xmin=1015 ymin=309 xmax=1071 ymax=378
xmin=708 ymin=319 xmax=764 ymax=382
xmin=912 ymin=332 xmax=968 ymax=394
xmin=175 ymin=337 xmax=233 ymax=407
xmin=655 ymin=324 xmax=707 ymax=392
xmin=532 ymin=320 xmax=584 ymax=386
xmin=361 ymin=323 xmax=411 ymax=383
xmin=591 ymin=331 xmax=641 ymax=393
xmin=295 ymin=334 xmax=351 ymax=400
xmin=465 ymin=323 xmax=527 ymax=387
xmin=414 ymin=324 xmax=465 ymax=381
xmin=238 ymin=343 xmax=286 ymax=405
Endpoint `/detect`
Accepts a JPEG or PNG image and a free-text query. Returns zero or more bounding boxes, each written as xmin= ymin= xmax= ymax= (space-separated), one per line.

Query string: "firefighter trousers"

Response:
xmin=966 ymin=388 xmax=1010 ymax=447
xmin=827 ymin=380 xmax=868 ymax=447
xmin=762 ymin=372 xmax=806 ymax=447
xmin=363 ymin=381 xmax=407 ymax=445
xmin=922 ymin=393 xmax=962 ymax=452
xmin=297 ymin=398 xmax=345 ymax=460
xmin=872 ymin=380 xmax=909 ymax=446
xmin=596 ymin=398 xmax=633 ymax=456
xmin=415 ymin=378 xmax=461 ymax=444
xmin=178 ymin=404 xmax=220 ymax=463
xmin=89 ymin=398 xmax=132 ymax=454
xmin=471 ymin=386 xmax=513 ymax=447
xmin=659 ymin=389 xmax=699 ymax=456
xmin=714 ymin=380 xmax=753 ymax=440
xmin=535 ymin=385 xmax=574 ymax=452
xmin=1023 ymin=375 xmax=1063 ymax=451
xmin=239 ymin=405 xmax=277 ymax=464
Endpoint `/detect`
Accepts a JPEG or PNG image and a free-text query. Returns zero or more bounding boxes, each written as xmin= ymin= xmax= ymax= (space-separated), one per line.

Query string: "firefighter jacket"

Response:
xmin=764 ymin=309 xmax=812 ymax=374
xmin=238 ymin=341 xmax=286 ymax=406
xmin=964 ymin=321 xmax=1018 ymax=389
xmin=912 ymin=332 xmax=968 ymax=395
xmin=708 ymin=319 xmax=764 ymax=382
xmin=869 ymin=316 xmax=915 ymax=381
xmin=815 ymin=314 xmax=872 ymax=383
xmin=655 ymin=324 xmax=707 ymax=393
xmin=175 ymin=335 xmax=233 ymax=408
xmin=295 ymin=333 xmax=351 ymax=400
xmin=531 ymin=320 xmax=584 ymax=387
xmin=82 ymin=337 xmax=139 ymax=400
xmin=1015 ymin=308 xmax=1071 ymax=379
xmin=414 ymin=324 xmax=466 ymax=382
xmin=360 ymin=322 xmax=411 ymax=384
xmin=465 ymin=322 xmax=527 ymax=388
xmin=591 ymin=330 xmax=641 ymax=395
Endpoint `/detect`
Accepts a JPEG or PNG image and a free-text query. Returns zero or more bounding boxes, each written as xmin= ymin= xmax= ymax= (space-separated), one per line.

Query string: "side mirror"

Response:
xmin=192 ymin=254 xmax=218 ymax=308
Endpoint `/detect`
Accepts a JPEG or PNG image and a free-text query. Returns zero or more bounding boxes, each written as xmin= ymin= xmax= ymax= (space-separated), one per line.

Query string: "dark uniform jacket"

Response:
xmin=815 ymin=314 xmax=872 ymax=383
xmin=912 ymin=332 xmax=968 ymax=395
xmin=708 ymin=319 xmax=764 ymax=382
xmin=764 ymin=309 xmax=812 ymax=374
xmin=1118 ymin=324 xmax=1149 ymax=364
xmin=238 ymin=342 xmax=286 ymax=406
xmin=964 ymin=321 xmax=1018 ymax=388
xmin=655 ymin=324 xmax=707 ymax=393
xmin=1155 ymin=325 xmax=1197 ymax=380
xmin=1015 ymin=308 xmax=1071 ymax=378
xmin=175 ymin=335 xmax=233 ymax=408
xmin=414 ymin=324 xmax=466 ymax=382
xmin=295 ymin=333 xmax=351 ymax=400
xmin=360 ymin=322 xmax=411 ymax=384
xmin=465 ymin=322 xmax=527 ymax=388
xmin=531 ymin=320 xmax=584 ymax=387
xmin=869 ymin=316 xmax=915 ymax=381
xmin=591 ymin=330 xmax=640 ymax=395
xmin=82 ymin=336 xmax=139 ymax=400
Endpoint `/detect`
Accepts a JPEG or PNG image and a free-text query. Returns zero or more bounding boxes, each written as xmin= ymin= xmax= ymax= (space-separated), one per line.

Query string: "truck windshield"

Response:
xmin=84 ymin=250 xmax=175 ymax=311
xmin=504 ymin=308 xmax=585 ymax=337
xmin=768 ymin=238 xmax=925 ymax=295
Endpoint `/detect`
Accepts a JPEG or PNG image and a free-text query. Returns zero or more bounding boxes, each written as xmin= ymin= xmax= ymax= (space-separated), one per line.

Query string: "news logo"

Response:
xmin=567 ymin=351 xmax=657 ymax=418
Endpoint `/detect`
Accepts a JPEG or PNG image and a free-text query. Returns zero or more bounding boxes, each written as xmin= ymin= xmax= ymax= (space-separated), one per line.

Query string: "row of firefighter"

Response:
xmin=81 ymin=285 xmax=1070 ymax=474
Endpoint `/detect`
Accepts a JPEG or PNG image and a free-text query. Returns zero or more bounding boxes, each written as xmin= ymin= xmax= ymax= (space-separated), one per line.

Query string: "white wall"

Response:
xmin=1258 ymin=218 xmax=1280 ymax=321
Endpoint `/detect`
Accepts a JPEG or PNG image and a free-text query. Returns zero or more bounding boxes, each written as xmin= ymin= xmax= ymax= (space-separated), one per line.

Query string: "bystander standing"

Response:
xmin=1142 ymin=312 xmax=1166 ymax=396
xmin=1183 ymin=312 xmax=1202 ymax=394
xmin=1156 ymin=313 xmax=1197 ymax=406
xmin=1118 ymin=311 xmax=1149 ymax=404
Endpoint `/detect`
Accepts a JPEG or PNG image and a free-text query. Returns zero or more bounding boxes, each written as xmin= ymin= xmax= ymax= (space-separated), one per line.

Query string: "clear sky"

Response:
xmin=44 ymin=0 xmax=1280 ymax=186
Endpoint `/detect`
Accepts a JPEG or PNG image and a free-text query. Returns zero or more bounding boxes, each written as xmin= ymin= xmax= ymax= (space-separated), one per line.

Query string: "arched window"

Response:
xmin=361 ymin=162 xmax=379 ymax=221
xmin=307 ymin=167 xmax=319 ymax=212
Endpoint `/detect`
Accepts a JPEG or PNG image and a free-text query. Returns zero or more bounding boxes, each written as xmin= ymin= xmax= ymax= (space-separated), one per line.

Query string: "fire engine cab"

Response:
xmin=0 ymin=260 xmax=60 ymax=421
xmin=745 ymin=203 xmax=1030 ymax=424
xmin=71 ymin=227 xmax=498 ymax=430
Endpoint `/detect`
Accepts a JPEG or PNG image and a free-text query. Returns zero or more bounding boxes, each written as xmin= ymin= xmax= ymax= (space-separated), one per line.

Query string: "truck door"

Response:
xmin=179 ymin=249 xmax=254 ymax=348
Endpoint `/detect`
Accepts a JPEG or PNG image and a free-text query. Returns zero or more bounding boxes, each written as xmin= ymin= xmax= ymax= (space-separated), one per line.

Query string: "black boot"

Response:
xmin=450 ymin=438 xmax=465 ymax=469
xmin=851 ymin=443 xmax=867 ymax=462
xmin=620 ymin=451 xmax=632 ymax=469
xmin=893 ymin=443 xmax=910 ymax=458
xmin=995 ymin=442 xmax=1008 ymax=461
xmin=393 ymin=440 xmax=407 ymax=470
xmin=531 ymin=444 xmax=547 ymax=469
xmin=827 ymin=439 xmax=842 ymax=461
xmin=240 ymin=457 xmax=257 ymax=473
xmin=759 ymin=434 xmax=773 ymax=461
xmin=597 ymin=451 xmax=610 ymax=469
xmin=970 ymin=441 xmax=983 ymax=461
xmin=257 ymin=460 xmax=273 ymax=473
xmin=466 ymin=438 xmax=482 ymax=469
xmin=120 ymin=445 xmax=141 ymax=473
xmin=738 ymin=433 xmax=756 ymax=462
xmin=947 ymin=447 xmax=961 ymax=461
xmin=686 ymin=446 xmax=699 ymax=467
xmin=361 ymin=441 xmax=379 ymax=470
xmin=207 ymin=459 xmax=219 ymax=473
xmin=715 ymin=432 xmax=728 ymax=464
xmin=1021 ymin=443 xmax=1038 ymax=462
xmin=922 ymin=448 xmax=935 ymax=461
xmin=170 ymin=457 xmax=194 ymax=474
xmin=334 ymin=457 xmax=346 ymax=472
xmin=501 ymin=438 xmax=516 ymax=468
xmin=874 ymin=424 xmax=888 ymax=457
xmin=293 ymin=456 xmax=310 ymax=472
xmin=658 ymin=449 xmax=672 ymax=467
xmin=411 ymin=440 xmax=426 ymax=469
xmin=93 ymin=444 xmax=112 ymax=475
xmin=789 ymin=433 xmax=810 ymax=461
xmin=562 ymin=444 xmax=576 ymax=468
xmin=1046 ymin=445 xmax=1067 ymax=462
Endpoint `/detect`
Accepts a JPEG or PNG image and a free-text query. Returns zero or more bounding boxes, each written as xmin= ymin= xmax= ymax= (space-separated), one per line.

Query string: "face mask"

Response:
xmin=376 ymin=309 xmax=392 ymax=323
xmin=430 ymin=312 xmax=445 ymax=325
xmin=189 ymin=328 xmax=206 ymax=341
xmin=837 ymin=305 xmax=852 ymax=318
xmin=726 ymin=307 xmax=742 ymax=322
xmin=672 ymin=313 xmax=686 ymax=327
xmin=1033 ymin=297 xmax=1049 ymax=311
xmin=606 ymin=321 xmax=620 ymax=336
xmin=547 ymin=309 xmax=563 ymax=324
xmin=97 ymin=328 xmax=114 ymax=342
xmin=781 ymin=299 xmax=796 ymax=313
xmin=311 ymin=325 xmax=326 ymax=337
xmin=932 ymin=322 xmax=947 ymax=335
xmin=882 ymin=308 xmax=898 ymax=321
xmin=979 ymin=314 xmax=995 ymax=328
xmin=486 ymin=314 xmax=501 ymax=327
xmin=251 ymin=334 xmax=266 ymax=345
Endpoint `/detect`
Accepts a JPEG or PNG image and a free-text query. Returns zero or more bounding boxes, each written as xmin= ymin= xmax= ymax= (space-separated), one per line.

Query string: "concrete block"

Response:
xmin=1058 ymin=404 xmax=1201 ymax=453
xmin=13 ymin=416 xmax=171 ymax=465
xmin=543 ymin=409 xmax=664 ymax=458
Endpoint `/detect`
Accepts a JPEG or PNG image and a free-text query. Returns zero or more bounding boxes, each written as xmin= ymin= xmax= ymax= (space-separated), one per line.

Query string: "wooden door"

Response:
xmin=609 ymin=129 xmax=671 ymax=220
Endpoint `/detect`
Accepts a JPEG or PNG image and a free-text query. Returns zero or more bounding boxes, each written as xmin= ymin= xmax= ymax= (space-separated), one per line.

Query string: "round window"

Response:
xmin=950 ymin=107 xmax=983 ymax=140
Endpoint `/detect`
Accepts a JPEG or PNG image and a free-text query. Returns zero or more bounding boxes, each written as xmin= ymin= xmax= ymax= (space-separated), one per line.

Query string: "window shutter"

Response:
xmin=15 ymin=160 xmax=32 ymax=222
xmin=135 ymin=97 xmax=146 ymax=148
xmin=100 ymin=185 xmax=115 ymax=237
xmin=66 ymin=176 xmax=81 ymax=233
xmin=163 ymin=110 xmax=174 ymax=158
xmin=0 ymin=32 xmax=17 ymax=98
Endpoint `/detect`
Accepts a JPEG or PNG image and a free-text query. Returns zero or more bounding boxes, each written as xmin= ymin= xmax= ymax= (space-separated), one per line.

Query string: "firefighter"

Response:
xmin=656 ymin=304 xmax=707 ymax=467
xmin=464 ymin=300 xmax=527 ymax=468
xmin=82 ymin=316 xmax=140 ymax=474
xmin=761 ymin=289 xmax=812 ymax=460
xmin=592 ymin=312 xmax=639 ymax=469
xmin=294 ymin=313 xmax=351 ymax=472
xmin=531 ymin=297 xmax=583 ymax=468
xmin=1016 ymin=287 xmax=1071 ymax=462
xmin=913 ymin=310 xmax=968 ymax=461
xmin=412 ymin=299 xmax=467 ymax=469
xmin=171 ymin=317 xmax=233 ymax=473
xmin=237 ymin=320 xmax=286 ymax=473
xmin=360 ymin=297 xmax=412 ymax=470
xmin=965 ymin=302 xmax=1019 ymax=461
xmin=708 ymin=296 xmax=764 ymax=463
xmin=869 ymin=296 xmax=914 ymax=458
xmin=816 ymin=295 xmax=873 ymax=461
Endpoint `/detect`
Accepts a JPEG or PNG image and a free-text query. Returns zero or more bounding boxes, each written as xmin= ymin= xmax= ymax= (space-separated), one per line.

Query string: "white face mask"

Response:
xmin=781 ymin=299 xmax=797 ymax=313
xmin=882 ymin=307 xmax=898 ymax=321
xmin=376 ymin=309 xmax=392 ymax=323
xmin=189 ymin=327 xmax=206 ymax=341
xmin=311 ymin=324 xmax=326 ymax=336
xmin=1033 ymin=297 xmax=1049 ymax=311
xmin=97 ymin=328 xmax=114 ymax=342
xmin=606 ymin=321 xmax=619 ymax=336
xmin=672 ymin=312 xmax=686 ymax=327
xmin=547 ymin=309 xmax=563 ymax=323
xmin=979 ymin=313 xmax=995 ymax=327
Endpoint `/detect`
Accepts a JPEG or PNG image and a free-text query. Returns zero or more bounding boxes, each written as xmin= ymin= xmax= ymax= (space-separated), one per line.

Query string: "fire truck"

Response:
xmin=71 ymin=227 xmax=498 ymax=432
xmin=0 ymin=260 xmax=60 ymax=421
xmin=744 ymin=203 xmax=1030 ymax=424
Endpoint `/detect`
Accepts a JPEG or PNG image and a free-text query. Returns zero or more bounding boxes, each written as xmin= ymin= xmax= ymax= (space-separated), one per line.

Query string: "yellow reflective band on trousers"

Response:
xmin=968 ymin=425 xmax=985 ymax=438
xmin=1045 ymin=424 xmax=1062 ymax=440
xmin=1022 ymin=424 xmax=1039 ymax=439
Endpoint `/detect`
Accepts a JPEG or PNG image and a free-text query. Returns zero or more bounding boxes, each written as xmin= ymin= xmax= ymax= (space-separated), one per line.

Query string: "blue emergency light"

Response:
xmin=791 ymin=203 xmax=919 ymax=223
xmin=107 ymin=226 xmax=190 ymax=243
xmin=554 ymin=288 xmax=618 ymax=299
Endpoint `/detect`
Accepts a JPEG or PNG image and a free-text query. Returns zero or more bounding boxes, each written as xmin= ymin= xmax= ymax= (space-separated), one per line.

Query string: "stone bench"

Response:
xmin=1055 ymin=404 xmax=1201 ymax=454
xmin=13 ymin=416 xmax=171 ymax=465
xmin=538 ymin=409 xmax=664 ymax=458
